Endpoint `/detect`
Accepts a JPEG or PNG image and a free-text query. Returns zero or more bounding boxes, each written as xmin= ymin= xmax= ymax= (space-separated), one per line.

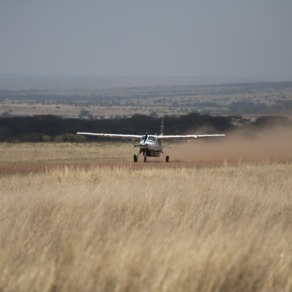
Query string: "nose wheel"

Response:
xmin=133 ymin=152 xmax=147 ymax=162
xmin=166 ymin=155 xmax=169 ymax=162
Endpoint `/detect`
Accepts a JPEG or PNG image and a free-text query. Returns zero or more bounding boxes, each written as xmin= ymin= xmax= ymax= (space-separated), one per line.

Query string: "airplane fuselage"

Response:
xmin=133 ymin=134 xmax=168 ymax=162
xmin=136 ymin=135 xmax=163 ymax=157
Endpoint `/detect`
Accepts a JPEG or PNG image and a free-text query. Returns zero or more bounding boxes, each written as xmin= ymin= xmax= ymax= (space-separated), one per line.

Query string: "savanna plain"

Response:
xmin=0 ymin=132 xmax=292 ymax=292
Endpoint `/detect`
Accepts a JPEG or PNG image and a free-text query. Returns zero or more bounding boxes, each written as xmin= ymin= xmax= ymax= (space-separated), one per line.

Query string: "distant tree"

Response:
xmin=0 ymin=111 xmax=11 ymax=118
xmin=149 ymin=112 xmax=158 ymax=118
xmin=79 ymin=109 xmax=91 ymax=119
xmin=42 ymin=135 xmax=51 ymax=142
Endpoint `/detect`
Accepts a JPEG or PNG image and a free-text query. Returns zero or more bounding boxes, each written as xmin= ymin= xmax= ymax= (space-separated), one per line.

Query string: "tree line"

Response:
xmin=0 ymin=113 xmax=291 ymax=142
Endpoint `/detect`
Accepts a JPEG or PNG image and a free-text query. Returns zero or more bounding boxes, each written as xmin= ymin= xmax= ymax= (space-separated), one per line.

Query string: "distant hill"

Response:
xmin=1 ymin=80 xmax=292 ymax=117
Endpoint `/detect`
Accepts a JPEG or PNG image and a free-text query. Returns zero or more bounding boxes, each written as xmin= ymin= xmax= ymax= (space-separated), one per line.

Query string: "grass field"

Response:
xmin=0 ymin=142 xmax=130 ymax=166
xmin=0 ymin=142 xmax=291 ymax=291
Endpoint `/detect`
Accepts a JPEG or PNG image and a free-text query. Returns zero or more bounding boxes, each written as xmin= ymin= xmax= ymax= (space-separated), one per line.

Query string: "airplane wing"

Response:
xmin=77 ymin=132 xmax=141 ymax=140
xmin=158 ymin=134 xmax=225 ymax=140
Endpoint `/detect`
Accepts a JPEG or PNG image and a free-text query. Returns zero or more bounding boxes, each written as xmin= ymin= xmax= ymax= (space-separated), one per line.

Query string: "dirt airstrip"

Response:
xmin=1 ymin=126 xmax=291 ymax=175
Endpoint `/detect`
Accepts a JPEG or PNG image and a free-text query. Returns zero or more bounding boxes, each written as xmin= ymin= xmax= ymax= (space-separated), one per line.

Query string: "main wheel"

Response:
xmin=144 ymin=156 xmax=147 ymax=163
xmin=133 ymin=154 xmax=138 ymax=162
xmin=166 ymin=155 xmax=169 ymax=162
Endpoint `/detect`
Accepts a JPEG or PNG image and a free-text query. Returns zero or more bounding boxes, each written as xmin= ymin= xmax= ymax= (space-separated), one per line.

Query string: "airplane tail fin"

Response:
xmin=160 ymin=116 xmax=164 ymax=136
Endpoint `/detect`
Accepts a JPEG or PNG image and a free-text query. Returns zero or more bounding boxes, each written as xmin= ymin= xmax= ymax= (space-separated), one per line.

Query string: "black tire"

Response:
xmin=133 ymin=154 xmax=138 ymax=162
xmin=144 ymin=156 xmax=147 ymax=163
xmin=166 ymin=155 xmax=169 ymax=162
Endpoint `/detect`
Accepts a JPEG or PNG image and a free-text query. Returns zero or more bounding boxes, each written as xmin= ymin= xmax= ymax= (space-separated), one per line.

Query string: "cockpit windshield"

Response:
xmin=148 ymin=135 xmax=156 ymax=142
xmin=141 ymin=135 xmax=156 ymax=143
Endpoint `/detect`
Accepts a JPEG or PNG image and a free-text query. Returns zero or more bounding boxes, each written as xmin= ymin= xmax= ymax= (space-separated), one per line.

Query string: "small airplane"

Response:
xmin=77 ymin=117 xmax=225 ymax=162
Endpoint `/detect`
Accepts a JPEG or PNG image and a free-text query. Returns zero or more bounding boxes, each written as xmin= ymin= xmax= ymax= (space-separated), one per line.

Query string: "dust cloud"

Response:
xmin=168 ymin=126 xmax=292 ymax=164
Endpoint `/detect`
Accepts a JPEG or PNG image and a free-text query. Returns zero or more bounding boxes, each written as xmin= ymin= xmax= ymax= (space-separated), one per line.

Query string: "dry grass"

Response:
xmin=1 ymin=162 xmax=292 ymax=291
xmin=0 ymin=142 xmax=131 ymax=166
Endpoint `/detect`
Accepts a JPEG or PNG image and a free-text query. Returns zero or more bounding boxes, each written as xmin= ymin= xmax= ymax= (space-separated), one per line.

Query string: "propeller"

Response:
xmin=132 ymin=133 xmax=148 ymax=148
xmin=133 ymin=143 xmax=148 ymax=148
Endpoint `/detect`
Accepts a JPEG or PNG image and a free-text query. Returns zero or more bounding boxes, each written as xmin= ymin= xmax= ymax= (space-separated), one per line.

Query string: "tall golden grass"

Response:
xmin=1 ymin=161 xmax=291 ymax=291
xmin=0 ymin=142 xmax=130 ymax=166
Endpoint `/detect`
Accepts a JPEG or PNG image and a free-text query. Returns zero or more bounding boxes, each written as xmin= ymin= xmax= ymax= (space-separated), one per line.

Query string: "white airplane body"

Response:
xmin=77 ymin=118 xmax=225 ymax=162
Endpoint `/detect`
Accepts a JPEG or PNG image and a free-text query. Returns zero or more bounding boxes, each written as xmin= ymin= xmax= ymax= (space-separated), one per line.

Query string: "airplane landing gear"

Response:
xmin=134 ymin=151 xmax=169 ymax=163
xmin=143 ymin=150 xmax=147 ymax=163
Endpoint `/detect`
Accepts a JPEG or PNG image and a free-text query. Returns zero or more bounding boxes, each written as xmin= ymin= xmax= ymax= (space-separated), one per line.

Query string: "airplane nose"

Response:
xmin=133 ymin=143 xmax=148 ymax=148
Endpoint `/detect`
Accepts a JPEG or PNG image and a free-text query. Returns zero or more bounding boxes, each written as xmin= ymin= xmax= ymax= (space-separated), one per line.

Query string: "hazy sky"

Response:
xmin=1 ymin=0 xmax=292 ymax=80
